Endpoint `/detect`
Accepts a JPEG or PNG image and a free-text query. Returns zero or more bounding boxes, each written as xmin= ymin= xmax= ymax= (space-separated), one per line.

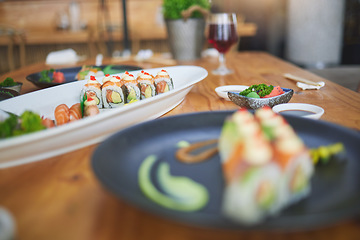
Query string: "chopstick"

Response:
xmin=283 ymin=73 xmax=322 ymax=86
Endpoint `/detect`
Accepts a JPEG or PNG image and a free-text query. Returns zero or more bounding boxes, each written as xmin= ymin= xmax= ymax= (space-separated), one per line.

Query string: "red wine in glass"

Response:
xmin=208 ymin=23 xmax=238 ymax=53
xmin=207 ymin=13 xmax=238 ymax=75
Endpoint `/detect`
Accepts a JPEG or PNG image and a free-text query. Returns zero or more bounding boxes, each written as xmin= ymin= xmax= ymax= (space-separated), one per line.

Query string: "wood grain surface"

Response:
xmin=0 ymin=51 xmax=359 ymax=240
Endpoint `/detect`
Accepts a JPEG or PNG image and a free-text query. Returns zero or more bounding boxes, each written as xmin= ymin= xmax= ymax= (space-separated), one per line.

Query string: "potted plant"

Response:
xmin=163 ymin=0 xmax=210 ymax=61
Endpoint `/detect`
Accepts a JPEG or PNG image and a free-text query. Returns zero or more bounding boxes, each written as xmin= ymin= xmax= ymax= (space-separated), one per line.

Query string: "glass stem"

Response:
xmin=219 ymin=53 xmax=227 ymax=70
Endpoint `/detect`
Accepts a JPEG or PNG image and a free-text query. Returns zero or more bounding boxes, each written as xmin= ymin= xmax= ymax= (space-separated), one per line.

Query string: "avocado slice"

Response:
xmin=144 ymin=85 xmax=152 ymax=98
xmin=127 ymin=87 xmax=137 ymax=102
xmin=111 ymin=91 xmax=122 ymax=103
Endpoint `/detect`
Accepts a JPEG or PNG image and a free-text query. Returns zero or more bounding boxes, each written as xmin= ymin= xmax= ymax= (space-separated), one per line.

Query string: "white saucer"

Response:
xmin=215 ymin=85 xmax=248 ymax=101
xmin=272 ymin=103 xmax=324 ymax=119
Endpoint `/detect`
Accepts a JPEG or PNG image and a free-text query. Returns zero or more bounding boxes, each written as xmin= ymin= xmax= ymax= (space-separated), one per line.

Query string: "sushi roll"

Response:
xmin=222 ymin=163 xmax=282 ymax=225
xmin=219 ymin=108 xmax=314 ymax=225
xmin=101 ymin=74 xmax=125 ymax=108
xmin=76 ymin=65 xmax=104 ymax=80
xmin=121 ymin=71 xmax=140 ymax=103
xmin=219 ymin=109 xmax=282 ymax=225
xmin=80 ymin=76 xmax=103 ymax=108
xmin=154 ymin=69 xmax=174 ymax=94
xmin=83 ymin=97 xmax=100 ymax=117
xmin=219 ymin=109 xmax=272 ymax=170
xmin=137 ymin=71 xmax=156 ymax=99
xmin=101 ymin=73 xmax=113 ymax=84
xmin=255 ymin=107 xmax=314 ymax=206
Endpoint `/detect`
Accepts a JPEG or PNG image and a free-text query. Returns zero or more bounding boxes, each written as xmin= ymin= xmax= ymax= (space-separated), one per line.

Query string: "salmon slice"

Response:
xmin=223 ymin=142 xmax=244 ymax=183
xmin=54 ymin=104 xmax=70 ymax=125
xmin=84 ymin=105 xmax=99 ymax=117
xmin=106 ymin=89 xmax=113 ymax=103
xmin=41 ymin=117 xmax=55 ymax=128
xmin=140 ymin=84 xmax=148 ymax=95
xmin=69 ymin=103 xmax=82 ymax=122
xmin=86 ymin=91 xmax=96 ymax=99
xmin=156 ymin=81 xmax=168 ymax=93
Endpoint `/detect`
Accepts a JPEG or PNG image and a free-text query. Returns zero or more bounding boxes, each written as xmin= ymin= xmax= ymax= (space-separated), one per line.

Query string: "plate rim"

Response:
xmin=215 ymin=85 xmax=249 ymax=100
xmin=272 ymin=103 xmax=325 ymax=119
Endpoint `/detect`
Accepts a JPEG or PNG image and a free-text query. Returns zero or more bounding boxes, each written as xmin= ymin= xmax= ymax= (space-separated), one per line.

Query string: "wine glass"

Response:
xmin=208 ymin=13 xmax=238 ymax=75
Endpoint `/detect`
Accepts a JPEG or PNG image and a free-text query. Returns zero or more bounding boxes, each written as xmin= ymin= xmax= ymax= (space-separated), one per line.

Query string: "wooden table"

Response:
xmin=0 ymin=52 xmax=359 ymax=240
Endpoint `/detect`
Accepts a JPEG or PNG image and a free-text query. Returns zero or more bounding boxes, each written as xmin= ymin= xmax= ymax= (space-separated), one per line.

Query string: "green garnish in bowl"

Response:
xmin=39 ymin=69 xmax=55 ymax=83
xmin=240 ymin=84 xmax=274 ymax=98
xmin=0 ymin=77 xmax=17 ymax=87
xmin=246 ymin=92 xmax=260 ymax=98
xmin=0 ymin=77 xmax=23 ymax=93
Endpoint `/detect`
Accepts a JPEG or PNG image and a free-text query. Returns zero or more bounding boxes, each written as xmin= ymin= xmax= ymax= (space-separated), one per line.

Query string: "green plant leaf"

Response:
xmin=163 ymin=0 xmax=210 ymax=20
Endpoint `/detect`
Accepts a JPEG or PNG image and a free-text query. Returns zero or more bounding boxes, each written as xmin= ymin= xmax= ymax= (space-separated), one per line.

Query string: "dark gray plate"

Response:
xmin=91 ymin=110 xmax=360 ymax=231
xmin=26 ymin=65 xmax=142 ymax=89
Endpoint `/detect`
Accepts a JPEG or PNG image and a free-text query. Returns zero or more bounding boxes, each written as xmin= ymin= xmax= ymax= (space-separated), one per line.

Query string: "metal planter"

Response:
xmin=165 ymin=18 xmax=205 ymax=61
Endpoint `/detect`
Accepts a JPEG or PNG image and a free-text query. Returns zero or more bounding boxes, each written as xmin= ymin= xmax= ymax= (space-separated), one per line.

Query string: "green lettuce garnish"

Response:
xmin=39 ymin=69 xmax=55 ymax=82
xmin=239 ymin=84 xmax=274 ymax=98
xmin=0 ymin=77 xmax=17 ymax=87
xmin=80 ymin=93 xmax=87 ymax=117
xmin=0 ymin=111 xmax=45 ymax=139
xmin=0 ymin=114 xmax=18 ymax=138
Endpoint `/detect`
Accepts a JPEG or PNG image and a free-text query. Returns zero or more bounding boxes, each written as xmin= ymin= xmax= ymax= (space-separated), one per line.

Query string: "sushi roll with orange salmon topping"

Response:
xmin=76 ymin=65 xmax=104 ymax=80
xmin=121 ymin=71 xmax=140 ymax=103
xmin=154 ymin=69 xmax=173 ymax=94
xmin=219 ymin=107 xmax=314 ymax=225
xmin=219 ymin=109 xmax=283 ymax=225
xmin=137 ymin=71 xmax=155 ymax=99
xmin=101 ymin=73 xmax=113 ymax=84
xmin=83 ymin=96 xmax=100 ymax=117
xmin=101 ymin=75 xmax=125 ymax=108
xmin=255 ymin=107 xmax=313 ymax=206
xmin=80 ymin=76 xmax=102 ymax=108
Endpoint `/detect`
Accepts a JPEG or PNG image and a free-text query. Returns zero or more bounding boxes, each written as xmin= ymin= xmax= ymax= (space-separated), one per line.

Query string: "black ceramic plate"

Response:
xmin=91 ymin=110 xmax=360 ymax=231
xmin=0 ymin=89 xmax=20 ymax=101
xmin=26 ymin=65 xmax=142 ymax=89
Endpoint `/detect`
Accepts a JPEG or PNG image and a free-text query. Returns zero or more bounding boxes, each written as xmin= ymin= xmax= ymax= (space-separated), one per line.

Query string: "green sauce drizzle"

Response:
xmin=138 ymin=155 xmax=209 ymax=211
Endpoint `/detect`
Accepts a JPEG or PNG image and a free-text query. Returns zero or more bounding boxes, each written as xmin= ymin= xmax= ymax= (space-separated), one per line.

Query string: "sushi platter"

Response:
xmin=0 ymin=66 xmax=208 ymax=168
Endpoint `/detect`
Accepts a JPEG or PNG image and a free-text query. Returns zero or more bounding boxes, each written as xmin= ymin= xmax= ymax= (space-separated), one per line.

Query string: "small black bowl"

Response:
xmin=0 ymin=82 xmax=23 ymax=94
xmin=0 ymin=89 xmax=20 ymax=101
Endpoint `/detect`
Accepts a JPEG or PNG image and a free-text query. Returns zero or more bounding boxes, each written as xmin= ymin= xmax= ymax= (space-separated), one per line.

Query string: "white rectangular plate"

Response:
xmin=0 ymin=66 xmax=208 ymax=168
